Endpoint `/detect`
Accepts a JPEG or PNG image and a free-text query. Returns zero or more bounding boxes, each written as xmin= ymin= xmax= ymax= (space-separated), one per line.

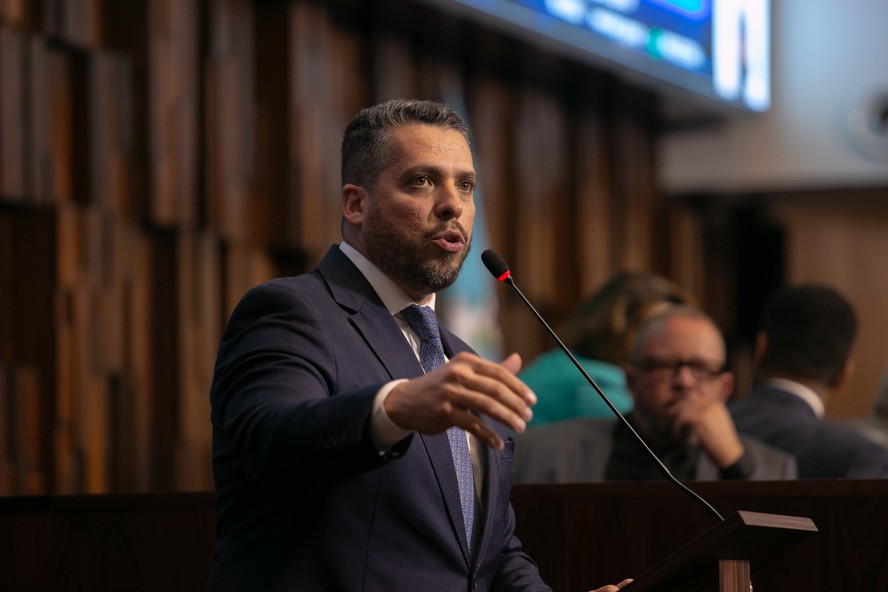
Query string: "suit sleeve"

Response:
xmin=211 ymin=280 xmax=397 ymax=493
xmin=490 ymin=509 xmax=553 ymax=591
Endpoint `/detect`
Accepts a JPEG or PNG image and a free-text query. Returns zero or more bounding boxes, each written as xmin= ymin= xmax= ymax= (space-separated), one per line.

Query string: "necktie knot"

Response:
xmin=401 ymin=305 xmax=445 ymax=373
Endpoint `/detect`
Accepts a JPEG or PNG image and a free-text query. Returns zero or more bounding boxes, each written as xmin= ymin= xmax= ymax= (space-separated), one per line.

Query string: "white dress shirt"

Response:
xmin=338 ymin=242 xmax=483 ymax=503
xmin=765 ymin=377 xmax=825 ymax=419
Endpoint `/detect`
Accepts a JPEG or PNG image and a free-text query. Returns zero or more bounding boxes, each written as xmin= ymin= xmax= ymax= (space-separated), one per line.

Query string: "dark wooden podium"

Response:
xmin=2 ymin=481 xmax=887 ymax=591
xmin=510 ymin=480 xmax=888 ymax=592
xmin=621 ymin=510 xmax=816 ymax=592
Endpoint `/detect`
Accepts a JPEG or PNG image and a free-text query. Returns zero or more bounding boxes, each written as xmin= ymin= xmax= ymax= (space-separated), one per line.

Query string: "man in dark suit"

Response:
xmin=205 ymin=99 xmax=630 ymax=592
xmin=729 ymin=284 xmax=888 ymax=478
xmin=514 ymin=306 xmax=797 ymax=483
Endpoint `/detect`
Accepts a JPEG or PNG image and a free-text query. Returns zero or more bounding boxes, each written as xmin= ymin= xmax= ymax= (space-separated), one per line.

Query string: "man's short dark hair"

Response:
xmin=340 ymin=99 xmax=471 ymax=189
xmin=758 ymin=284 xmax=858 ymax=385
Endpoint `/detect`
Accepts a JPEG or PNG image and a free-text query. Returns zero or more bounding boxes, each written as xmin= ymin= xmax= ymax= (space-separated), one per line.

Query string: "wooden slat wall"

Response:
xmin=0 ymin=24 xmax=25 ymax=201
xmin=0 ymin=0 xmax=702 ymax=495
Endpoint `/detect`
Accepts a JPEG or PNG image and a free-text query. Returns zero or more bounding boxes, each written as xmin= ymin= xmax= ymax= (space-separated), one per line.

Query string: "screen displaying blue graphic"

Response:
xmin=418 ymin=0 xmax=770 ymax=116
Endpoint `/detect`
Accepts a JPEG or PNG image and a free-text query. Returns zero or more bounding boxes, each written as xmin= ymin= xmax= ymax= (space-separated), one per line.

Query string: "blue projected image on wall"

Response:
xmin=514 ymin=0 xmax=712 ymax=74
xmin=419 ymin=0 xmax=770 ymax=115
xmin=512 ymin=0 xmax=768 ymax=112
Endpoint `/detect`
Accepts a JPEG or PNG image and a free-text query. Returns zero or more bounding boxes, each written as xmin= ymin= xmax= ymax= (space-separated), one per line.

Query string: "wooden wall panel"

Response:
xmin=0 ymin=215 xmax=9 ymax=362
xmin=0 ymin=25 xmax=25 ymax=200
xmin=28 ymin=35 xmax=73 ymax=204
xmin=125 ymin=224 xmax=156 ymax=491
xmin=148 ymin=0 xmax=198 ymax=227
xmin=512 ymin=83 xmax=569 ymax=305
xmin=6 ymin=209 xmax=57 ymax=491
xmin=10 ymin=366 xmax=43 ymax=493
xmin=465 ymin=79 xmax=513 ymax=256
xmin=204 ymin=0 xmax=254 ymax=242
xmin=0 ymin=0 xmax=29 ymax=28
xmin=609 ymin=86 xmax=658 ymax=272
xmin=42 ymin=0 xmax=102 ymax=49
xmin=54 ymin=205 xmax=110 ymax=492
xmin=87 ymin=51 xmax=134 ymax=214
xmin=174 ymin=230 xmax=219 ymax=490
xmin=290 ymin=2 xmax=348 ymax=262
xmin=0 ymin=364 xmax=10 ymax=494
xmin=572 ymin=80 xmax=613 ymax=298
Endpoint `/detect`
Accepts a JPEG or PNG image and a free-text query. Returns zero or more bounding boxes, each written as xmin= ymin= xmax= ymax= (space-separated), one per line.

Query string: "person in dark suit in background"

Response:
xmin=513 ymin=306 xmax=797 ymax=484
xmin=843 ymin=363 xmax=888 ymax=449
xmin=205 ymin=99 xmax=630 ymax=591
xmin=729 ymin=283 xmax=888 ymax=478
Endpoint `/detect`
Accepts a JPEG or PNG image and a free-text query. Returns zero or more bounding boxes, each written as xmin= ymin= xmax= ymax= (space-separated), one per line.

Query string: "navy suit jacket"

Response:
xmin=205 ymin=246 xmax=549 ymax=591
xmin=729 ymin=383 xmax=888 ymax=478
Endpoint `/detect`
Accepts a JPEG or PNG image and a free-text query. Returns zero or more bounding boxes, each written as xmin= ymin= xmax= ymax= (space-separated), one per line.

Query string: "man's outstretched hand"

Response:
xmin=385 ymin=352 xmax=536 ymax=450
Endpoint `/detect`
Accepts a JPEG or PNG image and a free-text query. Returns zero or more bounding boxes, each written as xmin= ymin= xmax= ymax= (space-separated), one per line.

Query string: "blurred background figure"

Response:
xmin=513 ymin=306 xmax=796 ymax=483
xmin=844 ymin=366 xmax=888 ymax=448
xmin=519 ymin=271 xmax=696 ymax=426
xmin=730 ymin=284 xmax=888 ymax=478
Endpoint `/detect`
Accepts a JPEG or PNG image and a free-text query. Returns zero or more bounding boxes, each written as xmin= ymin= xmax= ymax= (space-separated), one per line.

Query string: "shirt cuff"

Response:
xmin=371 ymin=379 xmax=414 ymax=453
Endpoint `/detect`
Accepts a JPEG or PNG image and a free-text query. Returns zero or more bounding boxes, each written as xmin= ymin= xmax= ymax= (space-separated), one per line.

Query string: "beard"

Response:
xmin=363 ymin=208 xmax=471 ymax=297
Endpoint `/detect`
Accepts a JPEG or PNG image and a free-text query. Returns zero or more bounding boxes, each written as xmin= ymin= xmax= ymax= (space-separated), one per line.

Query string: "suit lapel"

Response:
xmin=317 ymin=246 xmax=475 ymax=563
xmin=317 ymin=246 xmax=420 ymax=381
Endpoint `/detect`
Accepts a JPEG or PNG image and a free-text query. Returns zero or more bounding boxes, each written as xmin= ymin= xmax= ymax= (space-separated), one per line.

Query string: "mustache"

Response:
xmin=427 ymin=222 xmax=469 ymax=243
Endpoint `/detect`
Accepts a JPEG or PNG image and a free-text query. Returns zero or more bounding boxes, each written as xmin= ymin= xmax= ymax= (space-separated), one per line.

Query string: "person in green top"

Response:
xmin=520 ymin=271 xmax=696 ymax=426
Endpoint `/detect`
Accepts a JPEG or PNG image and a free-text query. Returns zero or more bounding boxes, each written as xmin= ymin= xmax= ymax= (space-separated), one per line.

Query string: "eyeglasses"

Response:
xmin=637 ymin=358 xmax=726 ymax=380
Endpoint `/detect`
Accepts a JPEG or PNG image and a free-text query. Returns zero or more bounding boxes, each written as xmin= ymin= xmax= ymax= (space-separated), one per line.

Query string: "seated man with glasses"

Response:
xmin=512 ymin=306 xmax=797 ymax=483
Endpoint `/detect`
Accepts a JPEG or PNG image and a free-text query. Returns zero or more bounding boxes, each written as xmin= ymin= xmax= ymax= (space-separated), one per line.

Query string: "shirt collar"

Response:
xmin=338 ymin=241 xmax=435 ymax=314
xmin=765 ymin=377 xmax=825 ymax=419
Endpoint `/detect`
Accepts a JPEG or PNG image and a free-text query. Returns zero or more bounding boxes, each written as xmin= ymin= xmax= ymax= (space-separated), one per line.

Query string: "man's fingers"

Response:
xmin=456 ymin=386 xmax=530 ymax=432
xmin=389 ymin=352 xmax=538 ymax=440
xmin=451 ymin=408 xmax=505 ymax=450
xmin=444 ymin=378 xmax=529 ymax=434
xmin=450 ymin=353 xmax=537 ymax=410
xmin=500 ymin=352 xmax=522 ymax=374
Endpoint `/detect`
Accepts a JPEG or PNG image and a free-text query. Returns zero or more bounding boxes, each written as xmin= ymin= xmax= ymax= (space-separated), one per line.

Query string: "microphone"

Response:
xmin=481 ymin=249 xmax=724 ymax=523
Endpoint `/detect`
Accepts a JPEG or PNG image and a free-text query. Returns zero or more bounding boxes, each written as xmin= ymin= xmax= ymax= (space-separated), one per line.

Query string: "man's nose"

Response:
xmin=435 ymin=186 xmax=464 ymax=220
xmin=672 ymin=363 xmax=698 ymax=385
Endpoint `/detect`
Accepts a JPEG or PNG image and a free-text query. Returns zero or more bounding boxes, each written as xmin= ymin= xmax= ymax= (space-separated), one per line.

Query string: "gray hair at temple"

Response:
xmin=340 ymin=99 xmax=471 ymax=190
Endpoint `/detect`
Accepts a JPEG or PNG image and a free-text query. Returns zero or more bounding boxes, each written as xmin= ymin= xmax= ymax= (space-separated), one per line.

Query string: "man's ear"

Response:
xmin=831 ymin=358 xmax=855 ymax=390
xmin=342 ymin=184 xmax=366 ymax=227
xmin=718 ymin=372 xmax=736 ymax=403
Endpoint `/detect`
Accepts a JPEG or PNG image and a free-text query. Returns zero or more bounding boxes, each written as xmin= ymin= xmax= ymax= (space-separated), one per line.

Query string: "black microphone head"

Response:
xmin=481 ymin=249 xmax=511 ymax=282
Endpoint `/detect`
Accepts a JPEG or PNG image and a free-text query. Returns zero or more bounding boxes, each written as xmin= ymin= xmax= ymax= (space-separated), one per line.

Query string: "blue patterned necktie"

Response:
xmin=400 ymin=304 xmax=478 ymax=554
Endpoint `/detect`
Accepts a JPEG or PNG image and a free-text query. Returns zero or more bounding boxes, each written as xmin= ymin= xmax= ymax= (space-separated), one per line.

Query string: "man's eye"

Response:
xmin=458 ymin=181 xmax=475 ymax=193
xmin=411 ymin=176 xmax=431 ymax=187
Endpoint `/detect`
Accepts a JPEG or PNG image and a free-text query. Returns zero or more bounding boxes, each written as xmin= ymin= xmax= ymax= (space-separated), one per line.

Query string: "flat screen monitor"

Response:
xmin=417 ymin=0 xmax=770 ymax=117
